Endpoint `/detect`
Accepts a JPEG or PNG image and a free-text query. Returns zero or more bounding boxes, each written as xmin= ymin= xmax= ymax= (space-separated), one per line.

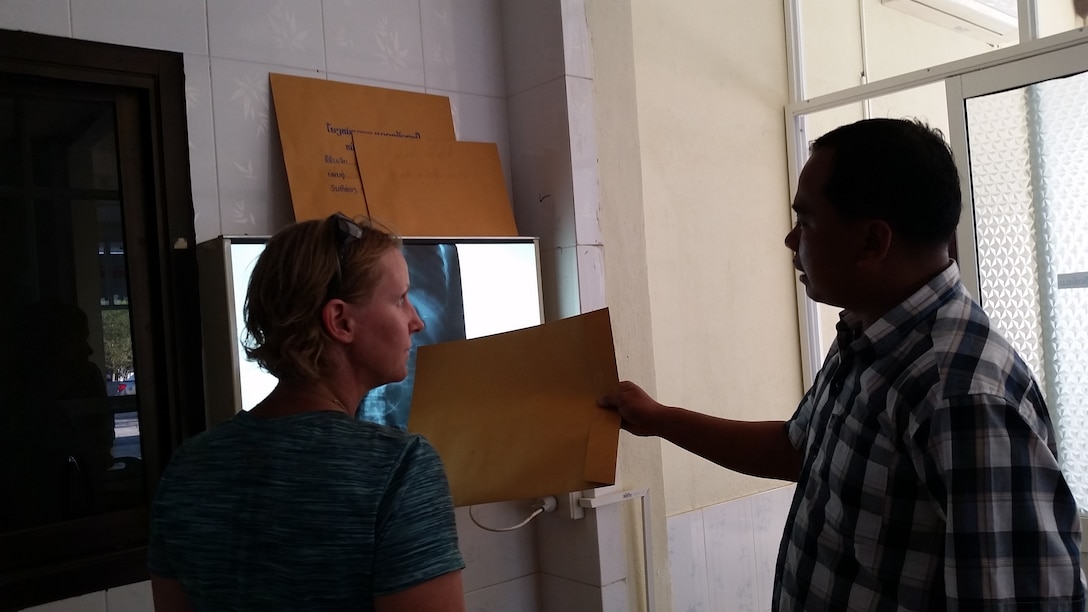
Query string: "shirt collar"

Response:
xmin=836 ymin=261 xmax=962 ymax=358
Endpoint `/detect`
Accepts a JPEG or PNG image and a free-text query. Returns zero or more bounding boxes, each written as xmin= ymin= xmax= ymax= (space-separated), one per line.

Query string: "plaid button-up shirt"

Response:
xmin=775 ymin=262 xmax=1085 ymax=611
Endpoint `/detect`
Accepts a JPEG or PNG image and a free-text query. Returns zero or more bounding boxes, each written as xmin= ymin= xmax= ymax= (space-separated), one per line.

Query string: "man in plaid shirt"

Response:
xmin=601 ymin=118 xmax=1085 ymax=610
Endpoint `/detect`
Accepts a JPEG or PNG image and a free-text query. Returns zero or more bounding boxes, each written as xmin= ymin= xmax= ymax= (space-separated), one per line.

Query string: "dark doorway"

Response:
xmin=0 ymin=29 xmax=205 ymax=609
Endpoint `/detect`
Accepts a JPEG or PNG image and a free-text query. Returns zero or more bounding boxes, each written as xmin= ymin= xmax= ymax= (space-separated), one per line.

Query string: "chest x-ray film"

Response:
xmin=360 ymin=240 xmax=543 ymax=427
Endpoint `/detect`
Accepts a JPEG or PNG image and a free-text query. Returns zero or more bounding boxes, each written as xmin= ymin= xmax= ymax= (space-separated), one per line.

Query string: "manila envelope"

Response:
xmin=352 ymin=133 xmax=519 ymax=237
xmin=268 ymin=73 xmax=456 ymax=222
xmin=408 ymin=308 xmax=621 ymax=506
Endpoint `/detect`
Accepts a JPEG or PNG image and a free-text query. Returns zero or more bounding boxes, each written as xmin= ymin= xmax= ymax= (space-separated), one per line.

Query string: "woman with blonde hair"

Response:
xmin=149 ymin=213 xmax=465 ymax=611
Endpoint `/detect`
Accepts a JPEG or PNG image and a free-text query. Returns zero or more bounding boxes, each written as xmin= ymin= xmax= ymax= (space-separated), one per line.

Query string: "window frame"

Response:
xmin=0 ymin=29 xmax=205 ymax=609
xmin=781 ymin=9 xmax=1088 ymax=383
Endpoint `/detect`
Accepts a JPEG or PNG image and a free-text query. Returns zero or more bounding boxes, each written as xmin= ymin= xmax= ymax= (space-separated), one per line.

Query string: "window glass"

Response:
xmin=1035 ymin=0 xmax=1086 ymax=38
xmin=963 ymin=69 xmax=1088 ymax=509
xmin=801 ymin=0 xmax=1016 ymax=99
xmin=0 ymin=93 xmax=144 ymax=534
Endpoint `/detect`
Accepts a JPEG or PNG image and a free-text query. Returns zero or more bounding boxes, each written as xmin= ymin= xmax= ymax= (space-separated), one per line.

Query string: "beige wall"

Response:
xmin=632 ymin=0 xmax=800 ymax=514
xmin=588 ymin=1 xmax=799 ymax=607
xmin=584 ymin=3 xmax=666 ymax=608
xmin=591 ymin=0 xmax=800 ymax=514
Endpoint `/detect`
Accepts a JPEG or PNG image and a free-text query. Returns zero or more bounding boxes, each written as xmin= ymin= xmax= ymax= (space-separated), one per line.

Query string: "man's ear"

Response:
xmin=858 ymin=219 xmax=893 ymax=265
xmin=321 ymin=299 xmax=354 ymax=344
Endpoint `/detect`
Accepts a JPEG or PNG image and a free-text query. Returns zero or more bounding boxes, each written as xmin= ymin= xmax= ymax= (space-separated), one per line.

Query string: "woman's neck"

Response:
xmin=249 ymin=380 xmax=360 ymax=418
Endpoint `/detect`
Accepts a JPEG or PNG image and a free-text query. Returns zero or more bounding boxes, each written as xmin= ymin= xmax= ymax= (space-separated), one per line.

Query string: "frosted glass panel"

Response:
xmin=964 ymin=89 xmax=1046 ymax=379
xmin=965 ymin=68 xmax=1088 ymax=510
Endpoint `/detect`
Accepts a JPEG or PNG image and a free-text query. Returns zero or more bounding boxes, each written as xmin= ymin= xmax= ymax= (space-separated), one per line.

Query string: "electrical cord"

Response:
xmin=468 ymin=496 xmax=557 ymax=532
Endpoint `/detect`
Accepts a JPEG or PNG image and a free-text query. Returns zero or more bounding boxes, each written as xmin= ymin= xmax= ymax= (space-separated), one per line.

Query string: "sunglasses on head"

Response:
xmin=327 ymin=212 xmax=363 ymax=301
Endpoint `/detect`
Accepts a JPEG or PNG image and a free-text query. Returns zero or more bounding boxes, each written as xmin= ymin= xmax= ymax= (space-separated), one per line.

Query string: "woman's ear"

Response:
xmin=320 ymin=299 xmax=354 ymax=344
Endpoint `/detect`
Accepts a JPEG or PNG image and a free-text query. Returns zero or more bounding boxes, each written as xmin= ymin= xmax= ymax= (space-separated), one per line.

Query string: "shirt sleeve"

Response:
xmin=786 ymin=386 xmax=817 ymax=450
xmin=372 ymin=435 xmax=465 ymax=596
xmin=922 ymin=393 xmax=1085 ymax=608
xmin=787 ymin=343 xmax=845 ymax=450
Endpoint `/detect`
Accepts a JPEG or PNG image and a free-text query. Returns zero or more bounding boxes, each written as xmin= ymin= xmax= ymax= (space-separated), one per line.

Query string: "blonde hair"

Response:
xmin=243 ymin=214 xmax=401 ymax=381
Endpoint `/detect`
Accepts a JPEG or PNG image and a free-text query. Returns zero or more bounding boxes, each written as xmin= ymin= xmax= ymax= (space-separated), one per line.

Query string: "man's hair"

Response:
xmin=243 ymin=214 xmax=401 ymax=381
xmin=812 ymin=118 xmax=961 ymax=246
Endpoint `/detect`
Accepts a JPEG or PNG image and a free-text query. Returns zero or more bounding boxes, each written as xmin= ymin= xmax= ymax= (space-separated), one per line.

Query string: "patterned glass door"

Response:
xmin=951 ymin=44 xmax=1088 ymax=511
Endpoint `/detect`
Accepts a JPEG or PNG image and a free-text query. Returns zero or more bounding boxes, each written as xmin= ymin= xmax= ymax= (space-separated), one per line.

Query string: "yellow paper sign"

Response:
xmin=269 ymin=73 xmax=457 ymax=222
xmin=352 ymin=133 xmax=518 ymax=237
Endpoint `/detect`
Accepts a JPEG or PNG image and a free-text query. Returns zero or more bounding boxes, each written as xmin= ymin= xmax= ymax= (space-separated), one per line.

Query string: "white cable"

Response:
xmin=468 ymin=496 xmax=556 ymax=532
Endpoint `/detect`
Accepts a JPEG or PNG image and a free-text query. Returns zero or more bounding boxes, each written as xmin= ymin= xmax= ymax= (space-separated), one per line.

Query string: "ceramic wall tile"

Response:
xmin=539 ymin=573 xmax=602 ymax=612
xmin=420 ymin=0 xmax=504 ymax=97
xmin=751 ymin=485 xmax=794 ymax=611
xmin=593 ymin=503 xmax=628 ymax=586
xmin=576 ymin=245 xmax=605 ymax=313
xmin=535 ymin=505 xmax=602 ymax=585
xmin=21 ymin=592 xmax=107 ymax=612
xmin=455 ymin=502 xmax=539 ymax=593
xmin=104 ymin=581 xmax=153 ymax=612
xmin=507 ymin=79 xmax=576 ymax=249
xmin=548 ymin=245 xmax=581 ymax=322
xmin=210 ymin=58 xmax=314 ymax=236
xmin=601 ymin=579 xmax=630 ymax=612
xmin=667 ymin=509 xmax=711 ymax=612
xmin=322 ymin=0 xmax=425 ymax=88
xmin=566 ymin=75 xmax=601 ymax=246
xmin=465 ymin=574 xmax=541 ymax=612
xmin=427 ymin=88 xmax=510 ymax=202
xmin=326 ymin=73 xmax=425 ymax=93
xmin=208 ymin=0 xmax=325 ymax=70
xmin=703 ymin=497 xmax=758 ymax=612
xmin=184 ymin=54 xmax=222 ymax=243
xmin=560 ymin=0 xmax=592 ymax=79
xmin=0 ymin=0 xmax=71 ymax=36
xmin=500 ymin=0 xmax=564 ymax=96
xmin=70 ymin=0 xmax=208 ymax=54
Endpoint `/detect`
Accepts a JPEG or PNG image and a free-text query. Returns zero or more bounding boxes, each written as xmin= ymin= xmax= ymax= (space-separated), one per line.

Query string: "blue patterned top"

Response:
xmin=149 ymin=409 xmax=464 ymax=611
xmin=778 ymin=262 xmax=1085 ymax=611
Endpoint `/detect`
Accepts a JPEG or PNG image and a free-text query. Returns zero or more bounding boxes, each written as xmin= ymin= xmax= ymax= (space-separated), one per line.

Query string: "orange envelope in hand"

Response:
xmin=408 ymin=308 xmax=621 ymax=506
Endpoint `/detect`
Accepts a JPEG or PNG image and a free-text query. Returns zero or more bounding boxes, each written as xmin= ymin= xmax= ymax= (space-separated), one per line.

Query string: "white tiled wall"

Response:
xmin=3 ymin=1 xmax=579 ymax=610
xmin=503 ymin=0 xmax=603 ymax=321
xmin=667 ymin=485 xmax=794 ymax=612
xmin=2 ymin=0 xmax=518 ymax=244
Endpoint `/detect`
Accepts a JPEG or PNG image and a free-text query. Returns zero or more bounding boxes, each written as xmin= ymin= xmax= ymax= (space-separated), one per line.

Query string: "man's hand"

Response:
xmin=598 ymin=380 xmax=669 ymax=437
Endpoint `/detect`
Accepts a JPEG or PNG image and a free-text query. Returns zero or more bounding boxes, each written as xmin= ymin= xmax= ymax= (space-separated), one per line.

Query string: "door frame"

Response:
xmin=0 ymin=28 xmax=206 ymax=608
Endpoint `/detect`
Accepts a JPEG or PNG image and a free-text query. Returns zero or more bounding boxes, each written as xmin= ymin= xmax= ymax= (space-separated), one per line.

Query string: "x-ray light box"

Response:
xmin=198 ymin=236 xmax=544 ymax=429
